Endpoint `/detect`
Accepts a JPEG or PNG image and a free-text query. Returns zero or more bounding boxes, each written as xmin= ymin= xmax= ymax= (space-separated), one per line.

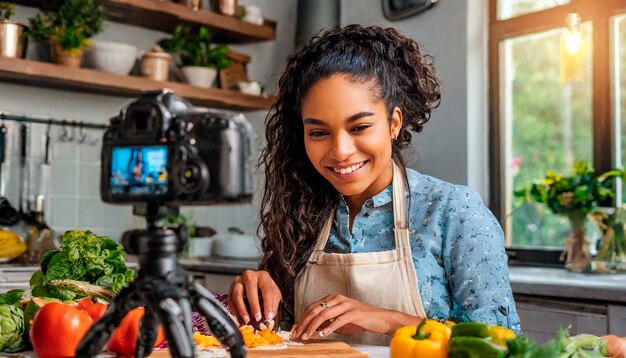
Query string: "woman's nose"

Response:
xmin=329 ymin=133 xmax=356 ymax=161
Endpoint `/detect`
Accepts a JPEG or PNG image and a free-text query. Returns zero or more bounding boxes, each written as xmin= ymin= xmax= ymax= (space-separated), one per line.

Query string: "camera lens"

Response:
xmin=179 ymin=161 xmax=208 ymax=194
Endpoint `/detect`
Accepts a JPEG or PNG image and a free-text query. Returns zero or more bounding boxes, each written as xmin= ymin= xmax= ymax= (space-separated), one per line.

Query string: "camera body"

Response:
xmin=101 ymin=89 xmax=254 ymax=206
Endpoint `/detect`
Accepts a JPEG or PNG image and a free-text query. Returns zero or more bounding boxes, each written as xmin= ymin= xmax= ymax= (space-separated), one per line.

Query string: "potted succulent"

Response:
xmin=0 ymin=3 xmax=28 ymax=59
xmin=27 ymin=0 xmax=104 ymax=67
xmin=158 ymin=25 xmax=230 ymax=88
xmin=514 ymin=161 xmax=624 ymax=272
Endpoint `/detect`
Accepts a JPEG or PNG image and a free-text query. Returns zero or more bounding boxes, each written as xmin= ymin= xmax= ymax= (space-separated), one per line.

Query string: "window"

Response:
xmin=489 ymin=0 xmax=626 ymax=252
xmin=497 ymin=0 xmax=571 ymax=21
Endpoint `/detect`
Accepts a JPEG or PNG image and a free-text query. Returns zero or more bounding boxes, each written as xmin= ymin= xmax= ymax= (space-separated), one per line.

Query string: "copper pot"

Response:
xmin=0 ymin=21 xmax=28 ymax=59
xmin=211 ymin=0 xmax=237 ymax=16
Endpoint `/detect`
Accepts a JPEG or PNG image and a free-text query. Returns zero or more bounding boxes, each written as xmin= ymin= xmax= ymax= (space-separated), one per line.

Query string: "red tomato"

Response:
xmin=107 ymin=307 xmax=166 ymax=357
xmin=76 ymin=297 xmax=108 ymax=322
xmin=31 ymin=302 xmax=93 ymax=358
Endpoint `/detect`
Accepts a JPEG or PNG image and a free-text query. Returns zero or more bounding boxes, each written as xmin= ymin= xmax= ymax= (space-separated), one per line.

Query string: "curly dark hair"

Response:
xmin=258 ymin=24 xmax=441 ymax=323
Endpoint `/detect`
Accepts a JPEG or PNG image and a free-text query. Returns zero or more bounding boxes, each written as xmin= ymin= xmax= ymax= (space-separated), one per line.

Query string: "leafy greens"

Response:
xmin=30 ymin=230 xmax=134 ymax=301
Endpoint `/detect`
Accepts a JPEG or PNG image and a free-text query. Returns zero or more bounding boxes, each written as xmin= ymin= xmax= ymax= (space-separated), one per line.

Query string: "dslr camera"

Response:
xmin=101 ymin=89 xmax=255 ymax=206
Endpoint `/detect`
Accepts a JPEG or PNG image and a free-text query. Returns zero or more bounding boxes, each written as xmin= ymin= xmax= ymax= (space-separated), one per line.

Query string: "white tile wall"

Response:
xmin=0 ymin=119 xmax=261 ymax=243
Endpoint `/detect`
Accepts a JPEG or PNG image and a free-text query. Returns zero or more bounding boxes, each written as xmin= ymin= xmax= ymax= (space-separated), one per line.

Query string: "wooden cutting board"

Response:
xmin=150 ymin=340 xmax=368 ymax=357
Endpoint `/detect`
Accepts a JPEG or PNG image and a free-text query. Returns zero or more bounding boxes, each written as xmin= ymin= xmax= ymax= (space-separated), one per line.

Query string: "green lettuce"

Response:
xmin=30 ymin=230 xmax=134 ymax=301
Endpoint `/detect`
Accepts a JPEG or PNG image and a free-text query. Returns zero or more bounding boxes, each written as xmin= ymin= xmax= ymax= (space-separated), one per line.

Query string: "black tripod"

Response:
xmin=76 ymin=203 xmax=246 ymax=358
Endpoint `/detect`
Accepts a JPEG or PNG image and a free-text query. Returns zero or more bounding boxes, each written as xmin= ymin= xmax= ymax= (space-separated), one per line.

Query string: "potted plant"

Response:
xmin=0 ymin=3 xmax=28 ymax=59
xmin=159 ymin=212 xmax=216 ymax=257
xmin=158 ymin=25 xmax=231 ymax=88
xmin=514 ymin=161 xmax=624 ymax=272
xmin=27 ymin=0 xmax=104 ymax=67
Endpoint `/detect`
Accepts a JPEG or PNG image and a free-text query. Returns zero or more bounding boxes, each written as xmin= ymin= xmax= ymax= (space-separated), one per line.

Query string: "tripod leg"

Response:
xmin=154 ymin=297 xmax=195 ymax=358
xmin=135 ymin=306 xmax=160 ymax=358
xmin=76 ymin=284 xmax=139 ymax=357
xmin=191 ymin=282 xmax=246 ymax=358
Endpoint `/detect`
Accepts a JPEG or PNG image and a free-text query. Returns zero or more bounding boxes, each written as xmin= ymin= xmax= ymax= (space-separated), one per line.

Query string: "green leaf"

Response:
xmin=0 ymin=290 xmax=24 ymax=306
xmin=157 ymin=24 xmax=230 ymax=68
xmin=31 ymin=230 xmax=133 ymax=300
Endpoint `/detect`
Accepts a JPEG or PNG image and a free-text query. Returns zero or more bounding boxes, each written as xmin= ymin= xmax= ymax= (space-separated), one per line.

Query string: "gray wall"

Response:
xmin=0 ymin=0 xmax=488 ymax=241
xmin=0 ymin=1 xmax=297 ymax=241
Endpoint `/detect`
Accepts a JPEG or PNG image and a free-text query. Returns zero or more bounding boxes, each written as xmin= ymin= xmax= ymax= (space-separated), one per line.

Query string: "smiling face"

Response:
xmin=302 ymin=75 xmax=402 ymax=204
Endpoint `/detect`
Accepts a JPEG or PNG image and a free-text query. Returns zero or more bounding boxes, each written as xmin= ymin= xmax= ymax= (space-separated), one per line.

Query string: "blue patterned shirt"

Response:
xmin=324 ymin=168 xmax=521 ymax=333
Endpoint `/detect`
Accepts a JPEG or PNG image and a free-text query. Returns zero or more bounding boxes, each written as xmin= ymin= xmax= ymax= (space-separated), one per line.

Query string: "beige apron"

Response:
xmin=294 ymin=162 xmax=426 ymax=346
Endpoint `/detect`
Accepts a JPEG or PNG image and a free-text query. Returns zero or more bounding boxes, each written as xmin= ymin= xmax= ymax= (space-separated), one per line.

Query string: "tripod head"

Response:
xmin=76 ymin=202 xmax=246 ymax=357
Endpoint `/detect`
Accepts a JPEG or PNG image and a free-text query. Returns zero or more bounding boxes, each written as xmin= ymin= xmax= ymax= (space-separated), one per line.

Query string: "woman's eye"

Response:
xmin=351 ymin=125 xmax=370 ymax=132
xmin=309 ymin=130 xmax=328 ymax=138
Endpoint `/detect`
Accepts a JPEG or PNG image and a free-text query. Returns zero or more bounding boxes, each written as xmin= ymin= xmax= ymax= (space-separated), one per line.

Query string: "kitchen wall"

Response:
xmin=0 ymin=1 xmax=298 ymax=241
xmin=0 ymin=0 xmax=488 ymax=241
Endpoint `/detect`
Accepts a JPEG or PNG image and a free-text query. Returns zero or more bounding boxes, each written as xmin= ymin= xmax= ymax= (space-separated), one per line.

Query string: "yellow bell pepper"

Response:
xmin=488 ymin=325 xmax=516 ymax=347
xmin=390 ymin=319 xmax=453 ymax=358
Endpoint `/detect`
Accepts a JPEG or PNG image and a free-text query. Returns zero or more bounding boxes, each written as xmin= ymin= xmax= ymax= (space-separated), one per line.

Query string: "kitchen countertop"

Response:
xmin=179 ymin=256 xmax=261 ymax=275
xmin=177 ymin=259 xmax=626 ymax=304
xmin=508 ymin=266 xmax=626 ymax=303
xmin=3 ymin=261 xmax=626 ymax=304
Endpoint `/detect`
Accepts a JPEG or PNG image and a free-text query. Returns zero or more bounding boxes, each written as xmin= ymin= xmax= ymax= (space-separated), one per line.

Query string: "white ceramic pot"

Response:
xmin=212 ymin=232 xmax=262 ymax=260
xmin=188 ymin=237 xmax=214 ymax=258
xmin=181 ymin=66 xmax=218 ymax=88
xmin=83 ymin=40 xmax=138 ymax=75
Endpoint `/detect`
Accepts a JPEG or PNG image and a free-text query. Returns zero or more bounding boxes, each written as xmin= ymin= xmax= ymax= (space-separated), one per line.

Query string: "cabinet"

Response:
xmin=514 ymin=294 xmax=626 ymax=344
xmin=188 ymin=271 xmax=236 ymax=295
xmin=6 ymin=0 xmax=277 ymax=110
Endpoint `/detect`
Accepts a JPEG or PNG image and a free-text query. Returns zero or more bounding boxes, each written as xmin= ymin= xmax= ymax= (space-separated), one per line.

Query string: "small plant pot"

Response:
xmin=181 ymin=66 xmax=217 ymax=88
xmin=50 ymin=40 xmax=83 ymax=67
xmin=0 ymin=20 xmax=28 ymax=59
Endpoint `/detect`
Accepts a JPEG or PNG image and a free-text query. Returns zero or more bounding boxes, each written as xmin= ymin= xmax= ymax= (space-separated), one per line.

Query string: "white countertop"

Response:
xmin=508 ymin=266 xmax=626 ymax=303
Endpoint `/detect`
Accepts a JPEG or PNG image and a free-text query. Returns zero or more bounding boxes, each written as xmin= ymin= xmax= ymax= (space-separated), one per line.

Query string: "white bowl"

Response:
xmin=83 ymin=40 xmax=138 ymax=75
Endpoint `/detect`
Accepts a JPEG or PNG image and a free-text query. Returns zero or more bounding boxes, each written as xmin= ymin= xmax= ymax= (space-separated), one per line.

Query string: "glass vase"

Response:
xmin=592 ymin=207 xmax=626 ymax=273
xmin=564 ymin=213 xmax=591 ymax=272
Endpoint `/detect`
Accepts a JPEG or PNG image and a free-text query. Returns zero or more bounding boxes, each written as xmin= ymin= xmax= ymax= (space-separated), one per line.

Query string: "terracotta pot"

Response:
xmin=51 ymin=40 xmax=83 ymax=67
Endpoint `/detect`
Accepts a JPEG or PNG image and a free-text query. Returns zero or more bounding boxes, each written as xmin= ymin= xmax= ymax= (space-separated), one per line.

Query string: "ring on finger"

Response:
xmin=320 ymin=301 xmax=329 ymax=309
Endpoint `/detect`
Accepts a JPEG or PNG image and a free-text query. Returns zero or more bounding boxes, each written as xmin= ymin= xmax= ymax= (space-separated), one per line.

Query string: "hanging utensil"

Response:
xmin=39 ymin=122 xmax=52 ymax=201
xmin=18 ymin=123 xmax=27 ymax=217
xmin=0 ymin=122 xmax=19 ymax=226
xmin=0 ymin=122 xmax=6 ymax=194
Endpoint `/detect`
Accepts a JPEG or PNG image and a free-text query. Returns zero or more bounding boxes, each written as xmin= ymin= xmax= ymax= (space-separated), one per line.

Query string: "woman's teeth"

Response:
xmin=333 ymin=161 xmax=365 ymax=174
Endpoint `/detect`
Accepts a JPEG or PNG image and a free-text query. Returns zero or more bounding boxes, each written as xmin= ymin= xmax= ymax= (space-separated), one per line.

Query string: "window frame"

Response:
xmin=488 ymin=0 xmax=626 ymax=259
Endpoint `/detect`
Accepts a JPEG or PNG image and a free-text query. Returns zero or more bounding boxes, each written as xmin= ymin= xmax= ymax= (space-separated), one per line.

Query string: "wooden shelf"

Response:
xmin=14 ymin=0 xmax=276 ymax=43
xmin=0 ymin=57 xmax=275 ymax=111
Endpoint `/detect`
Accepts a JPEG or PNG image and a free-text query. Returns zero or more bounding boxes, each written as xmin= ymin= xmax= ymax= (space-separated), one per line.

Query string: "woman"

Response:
xmin=227 ymin=24 xmax=521 ymax=345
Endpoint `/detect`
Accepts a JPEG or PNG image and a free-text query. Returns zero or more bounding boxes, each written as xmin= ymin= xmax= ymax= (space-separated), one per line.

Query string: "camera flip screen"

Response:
xmin=110 ymin=146 xmax=168 ymax=196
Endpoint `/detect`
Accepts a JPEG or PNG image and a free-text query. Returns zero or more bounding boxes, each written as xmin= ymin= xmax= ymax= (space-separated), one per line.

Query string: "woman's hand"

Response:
xmin=292 ymin=294 xmax=421 ymax=340
xmin=226 ymin=270 xmax=282 ymax=326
